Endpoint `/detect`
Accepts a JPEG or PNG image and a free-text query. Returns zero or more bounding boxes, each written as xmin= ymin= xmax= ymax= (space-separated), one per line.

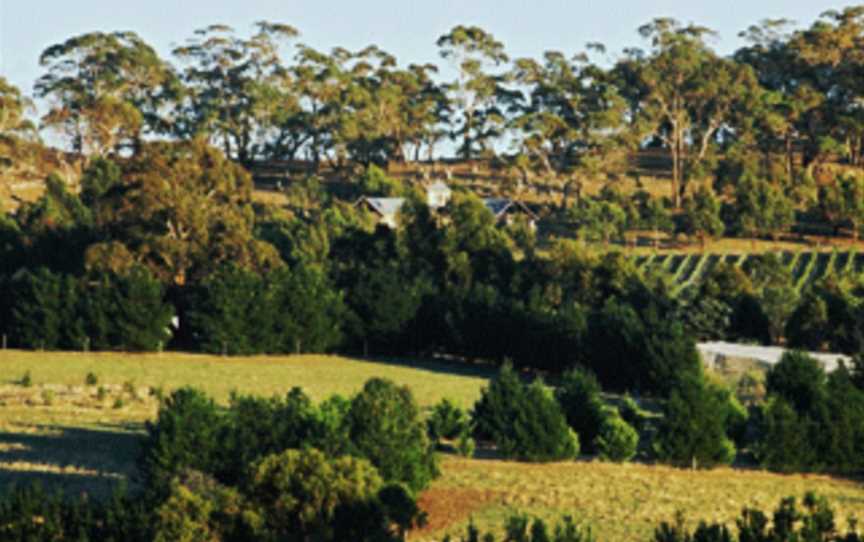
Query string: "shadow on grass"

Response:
xmin=356 ymin=355 xmax=498 ymax=380
xmin=0 ymin=423 xmax=144 ymax=498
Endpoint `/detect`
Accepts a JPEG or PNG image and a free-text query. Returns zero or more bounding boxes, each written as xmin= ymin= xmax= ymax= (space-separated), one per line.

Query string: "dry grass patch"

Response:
xmin=411 ymin=457 xmax=864 ymax=542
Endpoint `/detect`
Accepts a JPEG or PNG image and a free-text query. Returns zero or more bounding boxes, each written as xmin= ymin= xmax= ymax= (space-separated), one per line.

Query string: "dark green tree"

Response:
xmin=344 ymin=378 xmax=438 ymax=493
xmin=472 ymin=364 xmax=579 ymax=462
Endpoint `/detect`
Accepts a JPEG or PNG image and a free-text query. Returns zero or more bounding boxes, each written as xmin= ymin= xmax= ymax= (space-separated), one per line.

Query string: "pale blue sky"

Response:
xmin=0 ymin=0 xmax=848 ymax=99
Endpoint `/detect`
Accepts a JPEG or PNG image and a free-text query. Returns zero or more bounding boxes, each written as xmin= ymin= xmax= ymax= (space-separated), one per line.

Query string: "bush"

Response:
xmin=154 ymin=470 xmax=255 ymax=542
xmin=473 ymin=364 xmax=579 ymax=462
xmin=0 ymin=484 xmax=153 ymax=542
xmin=345 ymin=378 xmax=438 ymax=493
xmin=246 ymin=448 xmax=385 ymax=540
xmin=618 ymin=395 xmax=648 ymax=431
xmin=555 ymin=368 xmax=608 ymax=455
xmin=427 ymin=398 xmax=469 ymax=442
xmin=139 ymin=387 xmax=226 ymax=495
xmin=444 ymin=515 xmax=595 ymax=542
xmin=652 ymin=493 xmax=860 ymax=542
xmin=215 ymin=388 xmax=344 ymax=485
xmin=457 ymin=431 xmax=476 ymax=458
xmin=595 ymin=413 xmax=639 ymax=462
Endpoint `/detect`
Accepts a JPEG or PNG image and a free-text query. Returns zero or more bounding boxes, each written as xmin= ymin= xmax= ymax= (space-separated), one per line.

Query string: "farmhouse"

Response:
xmin=482 ymin=198 xmax=539 ymax=228
xmin=357 ymin=183 xmax=536 ymax=230
xmin=356 ymin=196 xmax=406 ymax=228
xmin=426 ymin=180 xmax=452 ymax=209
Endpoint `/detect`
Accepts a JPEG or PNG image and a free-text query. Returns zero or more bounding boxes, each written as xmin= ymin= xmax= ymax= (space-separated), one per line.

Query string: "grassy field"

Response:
xmin=0 ymin=350 xmax=491 ymax=497
xmin=413 ymin=458 xmax=864 ymax=541
xmin=1 ymin=350 xmax=863 ymax=540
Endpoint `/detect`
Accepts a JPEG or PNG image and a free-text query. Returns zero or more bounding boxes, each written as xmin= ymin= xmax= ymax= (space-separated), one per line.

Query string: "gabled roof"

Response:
xmin=358 ymin=197 xmax=406 ymax=218
xmin=481 ymin=198 xmax=539 ymax=221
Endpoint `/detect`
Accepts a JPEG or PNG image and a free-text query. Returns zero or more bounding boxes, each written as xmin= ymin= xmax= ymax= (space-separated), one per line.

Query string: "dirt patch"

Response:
xmin=413 ymin=487 xmax=501 ymax=537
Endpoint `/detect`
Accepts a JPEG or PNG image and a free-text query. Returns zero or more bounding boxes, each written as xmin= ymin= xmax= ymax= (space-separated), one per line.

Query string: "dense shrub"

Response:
xmin=427 ymin=397 xmax=469 ymax=442
xmin=246 ymin=448 xmax=387 ymax=541
xmin=0 ymin=484 xmax=153 ymax=542
xmin=344 ymin=378 xmax=438 ymax=493
xmin=595 ymin=412 xmax=639 ymax=462
xmin=7 ymin=267 xmax=82 ymax=349
xmin=443 ymin=515 xmax=596 ymax=542
xmin=652 ymin=493 xmax=861 ymax=542
xmin=154 ymin=470 xmax=254 ymax=542
xmin=555 ymin=368 xmax=608 ymax=455
xmin=215 ymin=388 xmax=347 ymax=485
xmin=139 ymin=387 xmax=226 ymax=495
xmin=472 ymin=364 xmax=579 ymax=462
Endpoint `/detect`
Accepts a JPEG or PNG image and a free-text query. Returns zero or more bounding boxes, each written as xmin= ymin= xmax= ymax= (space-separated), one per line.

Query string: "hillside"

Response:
xmin=1 ymin=351 xmax=862 ymax=541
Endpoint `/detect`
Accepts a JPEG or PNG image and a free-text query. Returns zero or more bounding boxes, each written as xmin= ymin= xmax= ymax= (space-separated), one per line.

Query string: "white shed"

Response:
xmin=426 ymin=180 xmax=452 ymax=209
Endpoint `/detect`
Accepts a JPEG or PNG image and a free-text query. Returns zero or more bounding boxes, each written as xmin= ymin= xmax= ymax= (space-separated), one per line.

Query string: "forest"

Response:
xmin=4 ymin=5 xmax=864 ymax=542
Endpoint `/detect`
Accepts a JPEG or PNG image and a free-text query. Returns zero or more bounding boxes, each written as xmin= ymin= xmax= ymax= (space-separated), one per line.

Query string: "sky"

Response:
xmin=0 ymin=0 xmax=849 ymax=102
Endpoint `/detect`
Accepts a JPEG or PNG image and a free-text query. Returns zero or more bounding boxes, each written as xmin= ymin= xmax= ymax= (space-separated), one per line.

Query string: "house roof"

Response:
xmin=482 ymin=197 xmax=512 ymax=217
xmin=481 ymin=198 xmax=539 ymax=221
xmin=359 ymin=197 xmax=406 ymax=218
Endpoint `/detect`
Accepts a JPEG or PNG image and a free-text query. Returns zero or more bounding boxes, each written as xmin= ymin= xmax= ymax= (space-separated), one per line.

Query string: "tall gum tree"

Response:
xmin=172 ymin=22 xmax=299 ymax=165
xmin=35 ymin=31 xmax=177 ymax=161
xmin=510 ymin=47 xmax=628 ymax=209
xmin=623 ymin=19 xmax=759 ymax=208
xmin=437 ymin=25 xmax=509 ymax=160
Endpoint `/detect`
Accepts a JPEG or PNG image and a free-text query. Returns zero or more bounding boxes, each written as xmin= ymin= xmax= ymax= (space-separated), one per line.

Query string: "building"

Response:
xmin=481 ymin=198 xmax=539 ymax=228
xmin=426 ymin=180 xmax=452 ymax=209
xmin=356 ymin=197 xmax=406 ymax=228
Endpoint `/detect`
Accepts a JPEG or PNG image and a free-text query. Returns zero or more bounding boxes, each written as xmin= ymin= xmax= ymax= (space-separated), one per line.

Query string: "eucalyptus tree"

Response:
xmin=510 ymin=46 xmax=628 ymax=208
xmin=734 ymin=20 xmax=823 ymax=180
xmin=172 ymin=22 xmax=299 ymax=164
xmin=35 ymin=31 xmax=177 ymax=160
xmin=88 ymin=140 xmax=282 ymax=286
xmin=0 ymin=78 xmax=38 ymax=192
xmin=820 ymin=171 xmax=864 ymax=239
xmin=437 ymin=25 xmax=510 ymax=159
xmin=622 ymin=19 xmax=760 ymax=207
xmin=289 ymin=44 xmax=349 ymax=169
xmin=789 ymin=7 xmax=864 ymax=168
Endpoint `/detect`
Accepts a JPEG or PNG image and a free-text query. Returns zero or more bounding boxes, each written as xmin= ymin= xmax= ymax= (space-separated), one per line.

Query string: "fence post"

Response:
xmin=222 ymin=341 xmax=228 ymax=357
xmin=83 ymin=337 xmax=90 ymax=353
xmin=1 ymin=334 xmax=6 ymax=350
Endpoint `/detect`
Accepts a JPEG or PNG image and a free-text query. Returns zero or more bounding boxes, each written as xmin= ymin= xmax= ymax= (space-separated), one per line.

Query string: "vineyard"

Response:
xmin=634 ymin=250 xmax=864 ymax=292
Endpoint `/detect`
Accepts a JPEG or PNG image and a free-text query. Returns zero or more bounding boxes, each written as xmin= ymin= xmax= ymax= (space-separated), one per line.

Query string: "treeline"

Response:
xmin=3 ymin=147 xmax=864 ymax=390
xmin=7 ymin=8 xmax=864 ymax=203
